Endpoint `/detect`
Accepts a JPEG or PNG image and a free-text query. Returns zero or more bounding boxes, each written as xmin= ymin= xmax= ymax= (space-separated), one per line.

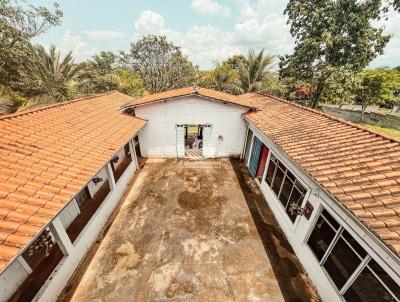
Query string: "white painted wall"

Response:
xmin=58 ymin=199 xmax=80 ymax=229
xmin=112 ymin=146 xmax=129 ymax=170
xmin=0 ymin=257 xmax=31 ymax=299
xmin=87 ymin=167 xmax=109 ymax=198
xmin=134 ymin=96 xmax=248 ymax=158
xmin=246 ymin=122 xmax=400 ymax=302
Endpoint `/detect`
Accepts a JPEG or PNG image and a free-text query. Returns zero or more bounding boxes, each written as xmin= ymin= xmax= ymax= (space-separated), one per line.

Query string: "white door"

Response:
xmin=176 ymin=125 xmax=185 ymax=158
xmin=202 ymin=124 xmax=212 ymax=158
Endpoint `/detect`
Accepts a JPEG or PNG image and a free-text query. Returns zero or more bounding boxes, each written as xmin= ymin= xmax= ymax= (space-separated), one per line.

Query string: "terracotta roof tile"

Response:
xmin=244 ymin=92 xmax=400 ymax=257
xmin=0 ymin=91 xmax=146 ymax=271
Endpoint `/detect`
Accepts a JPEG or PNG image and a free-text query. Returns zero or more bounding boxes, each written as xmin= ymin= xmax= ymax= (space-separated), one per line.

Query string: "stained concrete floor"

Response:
xmin=68 ymin=158 xmax=319 ymax=302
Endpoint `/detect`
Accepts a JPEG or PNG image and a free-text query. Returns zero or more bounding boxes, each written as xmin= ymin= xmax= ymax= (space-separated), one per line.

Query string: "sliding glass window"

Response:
xmin=307 ymin=209 xmax=400 ymax=301
xmin=264 ymin=153 xmax=307 ymax=223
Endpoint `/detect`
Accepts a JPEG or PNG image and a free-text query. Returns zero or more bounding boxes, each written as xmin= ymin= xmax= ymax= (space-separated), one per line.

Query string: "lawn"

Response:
xmin=361 ymin=123 xmax=400 ymax=140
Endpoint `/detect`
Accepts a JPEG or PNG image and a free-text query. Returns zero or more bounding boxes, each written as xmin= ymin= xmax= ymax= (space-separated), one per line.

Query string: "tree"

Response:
xmin=124 ymin=35 xmax=198 ymax=93
xmin=237 ymin=49 xmax=274 ymax=93
xmin=260 ymin=73 xmax=287 ymax=98
xmin=22 ymin=44 xmax=82 ymax=101
xmin=280 ymin=0 xmax=390 ymax=108
xmin=199 ymin=62 xmax=240 ymax=94
xmin=0 ymin=0 xmax=62 ymax=89
xmin=321 ymin=68 xmax=361 ymax=108
xmin=356 ymin=68 xmax=400 ymax=122
xmin=0 ymin=85 xmax=54 ymax=114
xmin=112 ymin=68 xmax=144 ymax=97
xmin=79 ymin=51 xmax=144 ymax=97
xmin=79 ymin=51 xmax=119 ymax=94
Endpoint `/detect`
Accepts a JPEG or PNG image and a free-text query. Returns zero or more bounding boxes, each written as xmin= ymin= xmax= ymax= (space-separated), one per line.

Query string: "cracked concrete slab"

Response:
xmin=70 ymin=159 xmax=287 ymax=301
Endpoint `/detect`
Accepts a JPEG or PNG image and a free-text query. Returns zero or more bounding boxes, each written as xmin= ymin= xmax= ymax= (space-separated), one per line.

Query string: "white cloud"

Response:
xmin=59 ymin=30 xmax=97 ymax=60
xmin=191 ymin=0 xmax=230 ymax=17
xmin=132 ymin=10 xmax=240 ymax=68
xmin=370 ymin=10 xmax=400 ymax=67
xmin=82 ymin=30 xmax=126 ymax=41
xmin=134 ymin=10 xmax=165 ymax=35
xmin=132 ymin=2 xmax=294 ymax=69
xmin=233 ymin=0 xmax=294 ymax=55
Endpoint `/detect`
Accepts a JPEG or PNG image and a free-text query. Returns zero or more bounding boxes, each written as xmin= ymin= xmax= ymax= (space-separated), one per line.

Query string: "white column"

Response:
xmin=106 ymin=162 xmax=116 ymax=190
xmin=17 ymin=256 xmax=32 ymax=274
xmin=49 ymin=217 xmax=74 ymax=256
xmin=129 ymin=138 xmax=139 ymax=170
xmin=176 ymin=125 xmax=185 ymax=158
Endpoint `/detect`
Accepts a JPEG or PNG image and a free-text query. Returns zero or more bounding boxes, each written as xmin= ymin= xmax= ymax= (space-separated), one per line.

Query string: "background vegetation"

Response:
xmin=1 ymin=0 xmax=400 ymax=119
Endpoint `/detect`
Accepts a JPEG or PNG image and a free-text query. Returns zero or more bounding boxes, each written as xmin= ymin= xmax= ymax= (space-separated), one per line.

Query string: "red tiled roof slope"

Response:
xmin=0 ymin=91 xmax=146 ymax=271
xmin=244 ymin=93 xmax=400 ymax=256
xmin=124 ymin=86 xmax=256 ymax=109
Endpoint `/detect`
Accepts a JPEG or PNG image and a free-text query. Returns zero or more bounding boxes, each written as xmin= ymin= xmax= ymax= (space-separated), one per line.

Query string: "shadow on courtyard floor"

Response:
xmin=230 ymin=158 xmax=321 ymax=302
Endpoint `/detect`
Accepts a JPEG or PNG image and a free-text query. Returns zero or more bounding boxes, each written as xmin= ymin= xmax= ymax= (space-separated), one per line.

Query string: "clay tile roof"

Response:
xmin=244 ymin=92 xmax=400 ymax=258
xmin=123 ymin=86 xmax=257 ymax=109
xmin=0 ymin=91 xmax=146 ymax=271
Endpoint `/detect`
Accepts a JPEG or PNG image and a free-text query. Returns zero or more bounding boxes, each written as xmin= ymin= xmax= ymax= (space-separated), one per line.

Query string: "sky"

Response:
xmin=31 ymin=0 xmax=400 ymax=69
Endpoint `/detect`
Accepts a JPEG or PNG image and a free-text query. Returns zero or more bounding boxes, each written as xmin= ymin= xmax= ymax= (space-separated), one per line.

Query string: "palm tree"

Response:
xmin=237 ymin=49 xmax=274 ymax=93
xmin=24 ymin=44 xmax=82 ymax=101
xmin=0 ymin=85 xmax=51 ymax=114
xmin=200 ymin=62 xmax=241 ymax=94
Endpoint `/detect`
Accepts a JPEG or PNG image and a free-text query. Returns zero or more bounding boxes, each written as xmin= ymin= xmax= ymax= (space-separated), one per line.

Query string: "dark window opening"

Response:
xmin=323 ymin=236 xmax=362 ymax=289
xmin=185 ymin=124 xmax=203 ymax=150
xmin=279 ymin=173 xmax=294 ymax=207
xmin=367 ymin=259 xmax=400 ymax=300
xmin=286 ymin=181 xmax=306 ymax=222
xmin=307 ymin=210 xmax=338 ymax=261
xmin=111 ymin=143 xmax=133 ymax=183
xmin=265 ymin=156 xmax=277 ymax=185
xmin=67 ymin=181 xmax=111 ymax=243
xmin=343 ymin=266 xmax=397 ymax=302
xmin=308 ymin=209 xmax=399 ymax=301
xmin=264 ymin=153 xmax=307 ymax=223
xmin=134 ymin=135 xmax=141 ymax=157
xmin=272 ymin=163 xmax=285 ymax=196
xmin=244 ymin=129 xmax=253 ymax=164
xmin=11 ymin=230 xmax=63 ymax=302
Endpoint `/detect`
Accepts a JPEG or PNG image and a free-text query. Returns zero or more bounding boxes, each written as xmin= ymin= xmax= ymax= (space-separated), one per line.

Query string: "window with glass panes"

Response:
xmin=264 ymin=154 xmax=307 ymax=222
xmin=307 ymin=209 xmax=400 ymax=302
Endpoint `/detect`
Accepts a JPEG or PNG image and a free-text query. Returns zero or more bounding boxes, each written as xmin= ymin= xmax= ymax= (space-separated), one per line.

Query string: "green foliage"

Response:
xmin=113 ymin=68 xmax=144 ymax=97
xmin=0 ymin=85 xmax=52 ymax=114
xmin=260 ymin=74 xmax=287 ymax=97
xmin=79 ymin=51 xmax=144 ymax=97
xmin=199 ymin=62 xmax=240 ymax=94
xmin=236 ymin=49 xmax=274 ymax=93
xmin=78 ymin=51 xmax=119 ymax=94
xmin=280 ymin=0 xmax=390 ymax=108
xmin=356 ymin=68 xmax=400 ymax=121
xmin=362 ymin=123 xmax=400 ymax=139
xmin=321 ymin=68 xmax=361 ymax=107
xmin=124 ymin=35 xmax=198 ymax=93
xmin=22 ymin=44 xmax=82 ymax=101
xmin=200 ymin=50 xmax=283 ymax=96
xmin=0 ymin=0 xmax=62 ymax=90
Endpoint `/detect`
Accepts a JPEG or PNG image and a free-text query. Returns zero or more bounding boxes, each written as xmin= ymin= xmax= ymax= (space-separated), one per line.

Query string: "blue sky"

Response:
xmin=31 ymin=0 xmax=400 ymax=69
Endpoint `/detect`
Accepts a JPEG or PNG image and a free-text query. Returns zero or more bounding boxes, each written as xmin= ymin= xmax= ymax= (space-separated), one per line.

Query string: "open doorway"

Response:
xmin=185 ymin=124 xmax=203 ymax=158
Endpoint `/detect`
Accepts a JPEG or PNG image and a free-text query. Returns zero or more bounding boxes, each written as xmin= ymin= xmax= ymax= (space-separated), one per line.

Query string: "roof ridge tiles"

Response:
xmin=0 ymin=90 xmax=122 ymax=121
xmin=253 ymin=92 xmax=400 ymax=145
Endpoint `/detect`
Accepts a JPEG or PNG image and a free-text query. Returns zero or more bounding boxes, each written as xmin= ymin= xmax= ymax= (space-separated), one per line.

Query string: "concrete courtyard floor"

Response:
xmin=67 ymin=158 xmax=320 ymax=302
